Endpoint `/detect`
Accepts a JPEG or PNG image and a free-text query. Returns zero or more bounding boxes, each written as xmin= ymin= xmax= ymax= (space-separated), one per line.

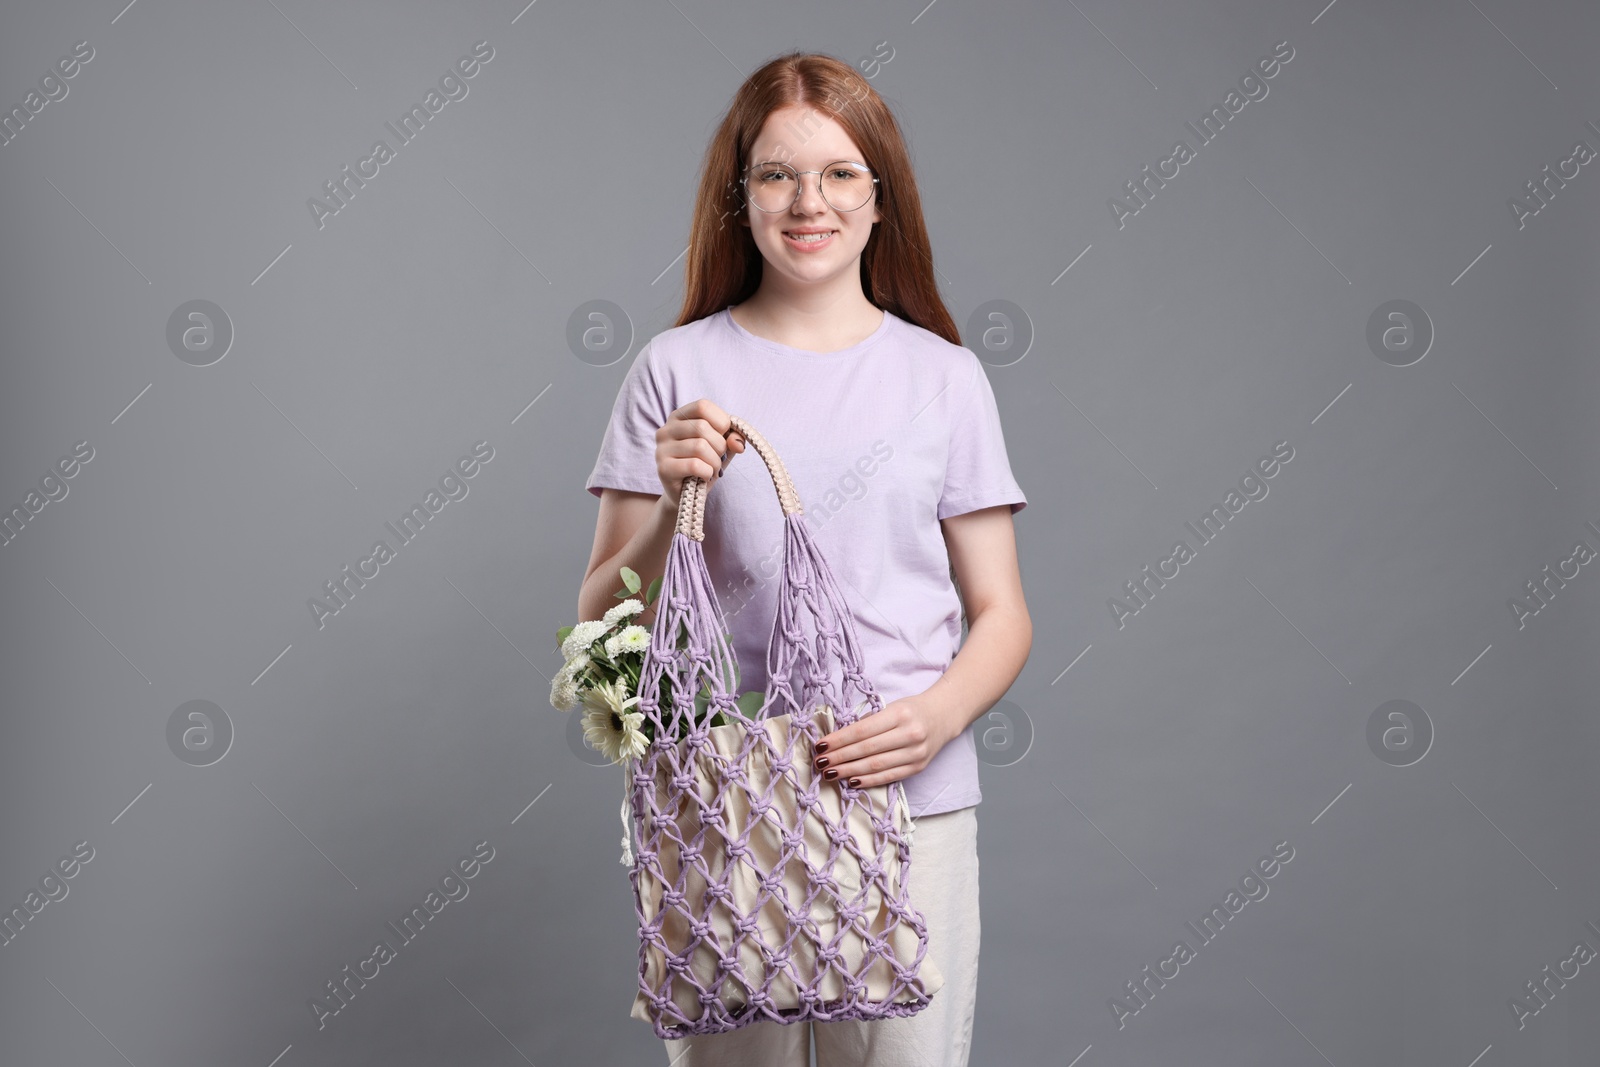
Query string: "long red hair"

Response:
xmin=674 ymin=51 xmax=959 ymax=345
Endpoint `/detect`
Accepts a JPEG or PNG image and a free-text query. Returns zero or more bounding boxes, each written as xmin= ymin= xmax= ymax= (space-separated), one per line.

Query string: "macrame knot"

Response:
xmin=818 ymin=944 xmax=843 ymax=966
xmin=703 ymin=880 xmax=730 ymax=904
xmin=662 ymin=887 xmax=685 ymax=909
xmin=828 ymin=823 xmax=853 ymax=847
xmin=734 ymin=913 xmax=761 ymax=936
xmin=689 ymin=919 xmax=713 ymax=941
xmin=680 ymin=845 xmax=701 ymax=865
xmin=726 ymin=839 xmax=750 ymax=861
xmin=782 ymin=829 xmax=805 ymax=852
xmin=859 ymin=860 xmax=881 ymax=881
xmin=672 ymin=771 xmax=698 ymax=792
xmin=839 ymin=901 xmax=865 ymax=924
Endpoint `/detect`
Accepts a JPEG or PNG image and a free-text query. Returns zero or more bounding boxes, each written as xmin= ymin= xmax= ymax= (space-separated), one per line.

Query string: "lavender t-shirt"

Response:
xmin=584 ymin=306 xmax=1026 ymax=816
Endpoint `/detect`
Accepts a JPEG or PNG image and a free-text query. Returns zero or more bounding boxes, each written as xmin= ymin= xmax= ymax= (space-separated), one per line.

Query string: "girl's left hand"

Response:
xmin=810 ymin=695 xmax=952 ymax=790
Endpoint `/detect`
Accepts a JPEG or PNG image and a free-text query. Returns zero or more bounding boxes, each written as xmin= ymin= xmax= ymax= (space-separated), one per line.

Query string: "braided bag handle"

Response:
xmin=625 ymin=414 xmax=940 ymax=1038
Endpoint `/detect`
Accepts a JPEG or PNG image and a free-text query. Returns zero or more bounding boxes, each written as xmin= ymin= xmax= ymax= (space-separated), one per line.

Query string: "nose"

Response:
xmin=792 ymin=172 xmax=829 ymax=214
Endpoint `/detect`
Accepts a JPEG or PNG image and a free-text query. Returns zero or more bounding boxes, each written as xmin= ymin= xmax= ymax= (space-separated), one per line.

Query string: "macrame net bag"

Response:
xmin=620 ymin=414 xmax=944 ymax=1039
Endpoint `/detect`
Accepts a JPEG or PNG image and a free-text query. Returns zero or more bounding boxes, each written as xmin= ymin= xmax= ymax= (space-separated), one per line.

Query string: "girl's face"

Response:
xmin=739 ymin=105 xmax=881 ymax=289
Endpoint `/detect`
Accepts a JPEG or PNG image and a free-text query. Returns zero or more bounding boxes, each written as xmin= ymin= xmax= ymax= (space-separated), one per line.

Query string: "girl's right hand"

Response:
xmin=654 ymin=398 xmax=746 ymax=512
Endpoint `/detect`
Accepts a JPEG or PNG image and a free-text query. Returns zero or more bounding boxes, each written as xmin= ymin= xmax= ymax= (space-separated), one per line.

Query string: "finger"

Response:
xmin=814 ymin=725 xmax=903 ymax=771
xmin=664 ymin=453 xmax=719 ymax=488
xmin=660 ymin=413 xmax=719 ymax=446
xmin=667 ymin=435 xmax=728 ymax=476
xmin=822 ymin=750 xmax=921 ymax=787
xmin=677 ymin=421 xmax=738 ymax=477
xmin=671 ymin=399 xmax=721 ymax=428
xmin=816 ymin=710 xmax=897 ymax=754
xmin=839 ymin=768 xmax=911 ymax=790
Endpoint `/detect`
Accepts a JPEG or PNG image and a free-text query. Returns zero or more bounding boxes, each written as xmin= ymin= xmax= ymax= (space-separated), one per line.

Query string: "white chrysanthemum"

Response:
xmin=604 ymin=624 xmax=651 ymax=660
xmin=615 ymin=712 xmax=650 ymax=762
xmin=581 ymin=677 xmax=648 ymax=764
xmin=566 ymin=651 xmax=592 ymax=677
xmin=561 ymin=620 xmax=609 ymax=661
xmin=549 ymin=662 xmax=580 ymax=712
xmin=603 ymin=598 xmax=645 ymax=626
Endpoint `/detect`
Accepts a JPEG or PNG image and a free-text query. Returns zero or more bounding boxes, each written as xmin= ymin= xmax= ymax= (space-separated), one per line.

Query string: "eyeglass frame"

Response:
xmin=738 ymin=159 xmax=881 ymax=213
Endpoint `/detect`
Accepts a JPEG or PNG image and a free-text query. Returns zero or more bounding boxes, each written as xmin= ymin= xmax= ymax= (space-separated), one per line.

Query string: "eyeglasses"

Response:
xmin=740 ymin=159 xmax=879 ymax=213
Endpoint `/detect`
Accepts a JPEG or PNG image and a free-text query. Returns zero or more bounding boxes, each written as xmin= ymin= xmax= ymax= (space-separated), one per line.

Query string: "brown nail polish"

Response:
xmin=815 ymin=741 xmax=829 ymax=753
xmin=847 ymin=777 xmax=861 ymax=787
xmin=824 ymin=768 xmax=838 ymax=780
xmin=814 ymin=756 xmax=829 ymax=768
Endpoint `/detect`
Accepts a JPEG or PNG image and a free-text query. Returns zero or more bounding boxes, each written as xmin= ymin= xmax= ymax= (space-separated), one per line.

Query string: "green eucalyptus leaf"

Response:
xmin=737 ymin=690 xmax=766 ymax=718
xmin=619 ymin=566 xmax=642 ymax=594
xmin=646 ymin=575 xmax=662 ymax=605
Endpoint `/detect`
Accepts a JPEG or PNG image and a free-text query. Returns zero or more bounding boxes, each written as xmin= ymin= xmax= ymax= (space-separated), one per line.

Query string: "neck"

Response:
xmin=732 ymin=281 xmax=883 ymax=351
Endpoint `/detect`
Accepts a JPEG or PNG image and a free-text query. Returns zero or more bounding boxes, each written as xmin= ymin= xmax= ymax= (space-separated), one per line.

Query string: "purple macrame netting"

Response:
xmin=621 ymin=416 xmax=941 ymax=1039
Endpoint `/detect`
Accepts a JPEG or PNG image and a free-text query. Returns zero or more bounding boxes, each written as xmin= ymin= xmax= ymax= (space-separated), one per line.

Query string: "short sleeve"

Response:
xmin=937 ymin=356 xmax=1027 ymax=520
xmin=585 ymin=341 xmax=671 ymax=499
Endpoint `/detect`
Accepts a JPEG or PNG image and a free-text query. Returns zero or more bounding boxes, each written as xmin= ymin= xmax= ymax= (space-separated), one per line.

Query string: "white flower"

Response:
xmin=604 ymin=624 xmax=651 ymax=660
xmin=581 ymin=677 xmax=649 ymax=764
xmin=567 ymin=651 xmax=592 ymax=677
xmin=549 ymin=662 xmax=580 ymax=712
xmin=603 ymin=598 xmax=645 ymax=626
xmin=561 ymin=620 xmax=609 ymax=661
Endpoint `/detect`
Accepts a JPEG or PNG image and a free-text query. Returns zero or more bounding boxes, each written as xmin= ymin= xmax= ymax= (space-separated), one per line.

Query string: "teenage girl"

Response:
xmin=578 ymin=50 xmax=1032 ymax=1067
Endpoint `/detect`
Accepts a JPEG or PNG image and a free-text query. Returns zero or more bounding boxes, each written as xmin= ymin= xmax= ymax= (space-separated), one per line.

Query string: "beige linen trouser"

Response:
xmin=661 ymin=804 xmax=980 ymax=1067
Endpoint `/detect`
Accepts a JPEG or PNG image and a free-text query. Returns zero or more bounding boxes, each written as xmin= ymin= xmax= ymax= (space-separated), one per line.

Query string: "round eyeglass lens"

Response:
xmin=745 ymin=161 xmax=875 ymax=212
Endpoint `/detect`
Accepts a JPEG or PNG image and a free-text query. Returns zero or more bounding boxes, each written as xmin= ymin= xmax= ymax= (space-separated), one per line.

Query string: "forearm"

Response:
xmin=576 ymin=494 xmax=679 ymax=626
xmin=916 ymin=600 xmax=1033 ymax=743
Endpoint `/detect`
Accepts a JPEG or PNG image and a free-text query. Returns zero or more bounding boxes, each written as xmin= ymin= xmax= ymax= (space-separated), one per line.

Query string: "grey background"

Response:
xmin=2 ymin=0 xmax=1597 ymax=1064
